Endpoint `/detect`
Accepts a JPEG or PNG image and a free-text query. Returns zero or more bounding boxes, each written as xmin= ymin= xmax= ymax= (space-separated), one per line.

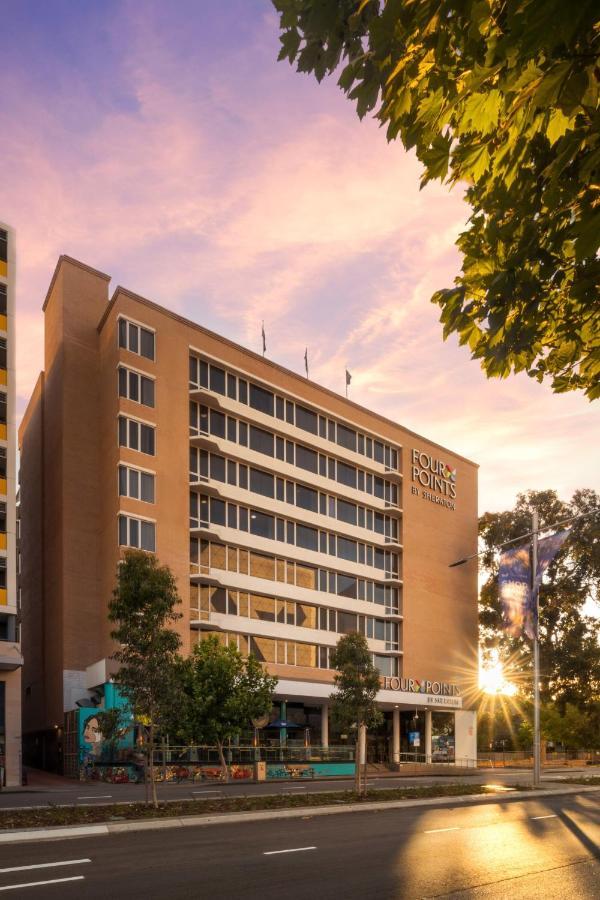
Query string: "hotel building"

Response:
xmin=20 ymin=256 xmax=478 ymax=769
xmin=0 ymin=222 xmax=21 ymax=786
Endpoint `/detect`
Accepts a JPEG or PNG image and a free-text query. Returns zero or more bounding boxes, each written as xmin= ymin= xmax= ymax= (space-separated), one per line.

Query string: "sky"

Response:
xmin=1 ymin=0 xmax=598 ymax=515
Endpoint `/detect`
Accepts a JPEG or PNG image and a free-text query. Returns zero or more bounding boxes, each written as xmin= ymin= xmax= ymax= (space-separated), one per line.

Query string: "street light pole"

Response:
xmin=532 ymin=509 xmax=541 ymax=788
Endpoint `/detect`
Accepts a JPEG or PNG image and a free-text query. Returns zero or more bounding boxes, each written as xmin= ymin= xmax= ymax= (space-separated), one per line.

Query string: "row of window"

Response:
xmin=190 ymin=449 xmax=400 ymax=540
xmin=0 ymin=285 xmax=6 ymax=317
xmin=0 ymin=391 xmax=6 ymax=425
xmin=119 ymin=464 xmax=155 ymax=503
xmin=0 ymin=229 xmax=6 ymax=264
xmin=118 ymin=366 xmax=155 ymax=408
xmin=190 ymin=405 xmax=399 ymax=505
xmin=0 ymin=448 xmax=6 ymax=479
xmin=191 ymin=496 xmax=400 ymax=575
xmin=198 ymin=630 xmax=399 ymax=676
xmin=119 ymin=416 xmax=155 ymax=455
xmin=190 ymin=541 xmax=401 ymax=613
xmin=194 ymin=585 xmax=399 ymax=649
xmin=189 ymin=355 xmax=400 ymax=470
xmin=119 ymin=318 xmax=155 ymax=361
xmin=0 ymin=612 xmax=17 ymax=642
xmin=118 ymin=514 xmax=156 ymax=552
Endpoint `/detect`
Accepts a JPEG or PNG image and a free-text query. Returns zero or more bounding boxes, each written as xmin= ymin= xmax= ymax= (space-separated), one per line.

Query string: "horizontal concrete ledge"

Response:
xmin=0 ymin=785 xmax=597 ymax=844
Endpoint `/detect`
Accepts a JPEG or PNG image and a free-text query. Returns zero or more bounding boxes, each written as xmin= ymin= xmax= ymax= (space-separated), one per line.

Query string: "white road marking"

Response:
xmin=531 ymin=814 xmax=558 ymax=820
xmin=264 ymin=846 xmax=317 ymax=856
xmin=191 ymin=790 xmax=220 ymax=794
xmin=77 ymin=795 xmax=112 ymax=800
xmin=0 ymin=860 xmax=90 ymax=875
xmin=424 ymin=827 xmax=461 ymax=834
xmin=0 ymin=876 xmax=85 ymax=892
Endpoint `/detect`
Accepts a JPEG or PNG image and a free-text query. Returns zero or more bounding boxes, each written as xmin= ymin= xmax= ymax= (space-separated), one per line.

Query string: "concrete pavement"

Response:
xmin=0 ymin=791 xmax=597 ymax=897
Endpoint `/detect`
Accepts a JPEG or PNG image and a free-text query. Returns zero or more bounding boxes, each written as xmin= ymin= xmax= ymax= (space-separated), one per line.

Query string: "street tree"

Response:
xmin=330 ymin=632 xmax=383 ymax=796
xmin=172 ymin=636 xmax=278 ymax=782
xmin=108 ymin=550 xmax=183 ymax=807
xmin=94 ymin=707 xmax=131 ymax=763
xmin=479 ymin=489 xmax=600 ymax=710
xmin=274 ymin=1 xmax=600 ymax=399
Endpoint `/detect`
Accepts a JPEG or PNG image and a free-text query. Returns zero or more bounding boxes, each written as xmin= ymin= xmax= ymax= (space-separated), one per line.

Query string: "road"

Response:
xmin=0 ymin=791 xmax=598 ymax=897
xmin=1 ymin=767 xmax=593 ymax=810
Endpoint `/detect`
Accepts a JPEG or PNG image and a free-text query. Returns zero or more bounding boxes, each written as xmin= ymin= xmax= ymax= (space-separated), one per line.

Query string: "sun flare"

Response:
xmin=479 ymin=650 xmax=518 ymax=696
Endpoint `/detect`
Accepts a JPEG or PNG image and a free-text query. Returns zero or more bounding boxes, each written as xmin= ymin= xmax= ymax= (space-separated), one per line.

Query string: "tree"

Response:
xmin=479 ymin=489 xmax=600 ymax=710
xmin=330 ymin=632 xmax=383 ymax=796
xmin=95 ymin=707 xmax=130 ymax=763
xmin=108 ymin=550 xmax=183 ymax=807
xmin=274 ymin=1 xmax=600 ymax=399
xmin=171 ymin=636 xmax=278 ymax=782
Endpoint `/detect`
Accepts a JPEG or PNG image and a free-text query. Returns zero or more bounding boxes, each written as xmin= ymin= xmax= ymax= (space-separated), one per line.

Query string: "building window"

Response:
xmin=118 ymin=465 xmax=155 ymax=503
xmin=118 ymin=318 xmax=155 ymax=361
xmin=0 ymin=285 xmax=6 ymax=316
xmin=118 ymin=416 xmax=155 ymax=455
xmin=118 ymin=366 xmax=155 ymax=408
xmin=0 ymin=502 xmax=6 ymax=532
xmin=0 ymin=392 xmax=6 ymax=425
xmin=0 ymin=339 xmax=6 ymax=370
xmin=0 ymin=229 xmax=6 ymax=263
xmin=118 ymin=514 xmax=156 ymax=552
xmin=0 ymin=448 xmax=6 ymax=478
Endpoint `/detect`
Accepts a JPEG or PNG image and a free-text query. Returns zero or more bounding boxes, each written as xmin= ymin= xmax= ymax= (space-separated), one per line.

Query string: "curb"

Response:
xmin=0 ymin=784 xmax=598 ymax=844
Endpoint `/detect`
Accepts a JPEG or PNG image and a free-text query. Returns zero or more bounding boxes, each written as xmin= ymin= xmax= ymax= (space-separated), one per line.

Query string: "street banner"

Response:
xmin=524 ymin=529 xmax=571 ymax=639
xmin=499 ymin=543 xmax=531 ymax=638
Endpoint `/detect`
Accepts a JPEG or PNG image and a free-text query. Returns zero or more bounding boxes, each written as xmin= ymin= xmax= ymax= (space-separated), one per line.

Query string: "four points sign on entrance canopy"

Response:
xmin=411 ymin=448 xmax=457 ymax=511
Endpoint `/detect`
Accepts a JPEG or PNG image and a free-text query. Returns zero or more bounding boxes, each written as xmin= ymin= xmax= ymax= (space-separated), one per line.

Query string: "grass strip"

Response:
xmin=552 ymin=776 xmax=600 ymax=786
xmin=0 ymin=783 xmax=532 ymax=832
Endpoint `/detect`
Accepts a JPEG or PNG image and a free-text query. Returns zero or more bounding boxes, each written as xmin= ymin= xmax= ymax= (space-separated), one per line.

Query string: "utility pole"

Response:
xmin=532 ymin=509 xmax=541 ymax=788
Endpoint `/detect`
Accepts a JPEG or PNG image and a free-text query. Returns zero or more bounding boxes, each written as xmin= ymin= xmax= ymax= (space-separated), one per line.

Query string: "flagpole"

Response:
xmin=532 ymin=508 xmax=541 ymax=788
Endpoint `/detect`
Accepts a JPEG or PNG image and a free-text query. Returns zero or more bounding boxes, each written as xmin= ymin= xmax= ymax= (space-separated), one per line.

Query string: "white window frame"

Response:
xmin=118 ymin=463 xmax=156 ymax=503
xmin=118 ymin=414 xmax=156 ymax=456
xmin=118 ymin=513 xmax=156 ymax=552
xmin=118 ymin=364 xmax=156 ymax=408
xmin=118 ymin=315 xmax=156 ymax=361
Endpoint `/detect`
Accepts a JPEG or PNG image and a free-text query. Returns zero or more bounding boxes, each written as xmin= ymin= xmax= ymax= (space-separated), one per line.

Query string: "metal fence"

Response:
xmin=477 ymin=749 xmax=600 ymax=768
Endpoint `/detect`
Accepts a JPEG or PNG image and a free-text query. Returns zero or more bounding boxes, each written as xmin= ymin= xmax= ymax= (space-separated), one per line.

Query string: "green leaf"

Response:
xmin=459 ymin=90 xmax=502 ymax=134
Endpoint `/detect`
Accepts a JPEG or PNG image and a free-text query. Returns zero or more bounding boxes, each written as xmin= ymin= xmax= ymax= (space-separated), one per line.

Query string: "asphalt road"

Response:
xmin=0 ymin=791 xmax=598 ymax=898
xmin=1 ymin=768 xmax=593 ymax=810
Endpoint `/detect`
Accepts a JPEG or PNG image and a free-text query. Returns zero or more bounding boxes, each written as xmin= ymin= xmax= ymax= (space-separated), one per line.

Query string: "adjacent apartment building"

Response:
xmin=0 ymin=222 xmax=21 ymax=786
xmin=19 ymin=256 xmax=478 ymax=771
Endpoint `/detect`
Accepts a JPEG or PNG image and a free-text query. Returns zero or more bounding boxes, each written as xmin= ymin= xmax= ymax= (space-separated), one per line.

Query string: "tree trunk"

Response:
xmin=149 ymin=720 xmax=158 ymax=808
xmin=217 ymin=740 xmax=229 ymax=783
xmin=354 ymin=735 xmax=361 ymax=795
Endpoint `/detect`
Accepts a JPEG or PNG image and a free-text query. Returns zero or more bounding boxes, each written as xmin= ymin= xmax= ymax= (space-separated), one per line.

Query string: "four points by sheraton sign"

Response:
xmin=381 ymin=676 xmax=463 ymax=709
xmin=410 ymin=448 xmax=456 ymax=511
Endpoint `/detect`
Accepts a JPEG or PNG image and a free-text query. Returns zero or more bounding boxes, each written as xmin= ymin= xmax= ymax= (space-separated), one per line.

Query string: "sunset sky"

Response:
xmin=2 ymin=0 xmax=598 ymax=514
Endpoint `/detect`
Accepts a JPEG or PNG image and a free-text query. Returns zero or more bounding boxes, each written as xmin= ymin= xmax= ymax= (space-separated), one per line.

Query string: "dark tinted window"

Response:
xmin=337 ymin=423 xmax=357 ymax=452
xmin=249 ymin=426 xmax=274 ymax=457
xmin=118 ymin=318 xmax=127 ymax=348
xmin=296 ymin=485 xmax=318 ymax=512
xmin=296 ymin=445 xmax=318 ymax=474
xmin=338 ymin=611 xmax=358 ymax=634
xmin=227 ymin=374 xmax=236 ymax=399
xmin=338 ymin=575 xmax=357 ymax=599
xmin=141 ymin=377 xmax=154 ymax=408
xmin=374 ymin=441 xmax=384 ymax=463
xmin=118 ymin=465 xmax=128 ymax=495
xmin=338 ymin=537 xmax=357 ymax=562
xmin=0 ymin=230 xmax=6 ymax=263
xmin=337 ymin=461 xmax=357 ymax=489
xmin=210 ymin=455 xmax=226 ymax=482
xmin=250 ymin=384 xmax=274 ymax=416
xmin=140 ymin=328 xmax=155 ymax=360
xmin=297 ymin=524 xmax=318 ymax=552
xmin=141 ymin=521 xmax=156 ymax=552
xmin=140 ymin=472 xmax=155 ymax=503
xmin=250 ymin=510 xmax=274 ymax=539
xmin=210 ymin=498 xmax=226 ymax=526
xmin=250 ymin=468 xmax=274 ymax=498
xmin=210 ymin=410 xmax=226 ymax=439
xmin=296 ymin=405 xmax=318 ymax=435
xmin=337 ymin=499 xmax=357 ymax=525
xmin=210 ymin=365 xmax=226 ymax=395
xmin=140 ymin=424 xmax=155 ymax=455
